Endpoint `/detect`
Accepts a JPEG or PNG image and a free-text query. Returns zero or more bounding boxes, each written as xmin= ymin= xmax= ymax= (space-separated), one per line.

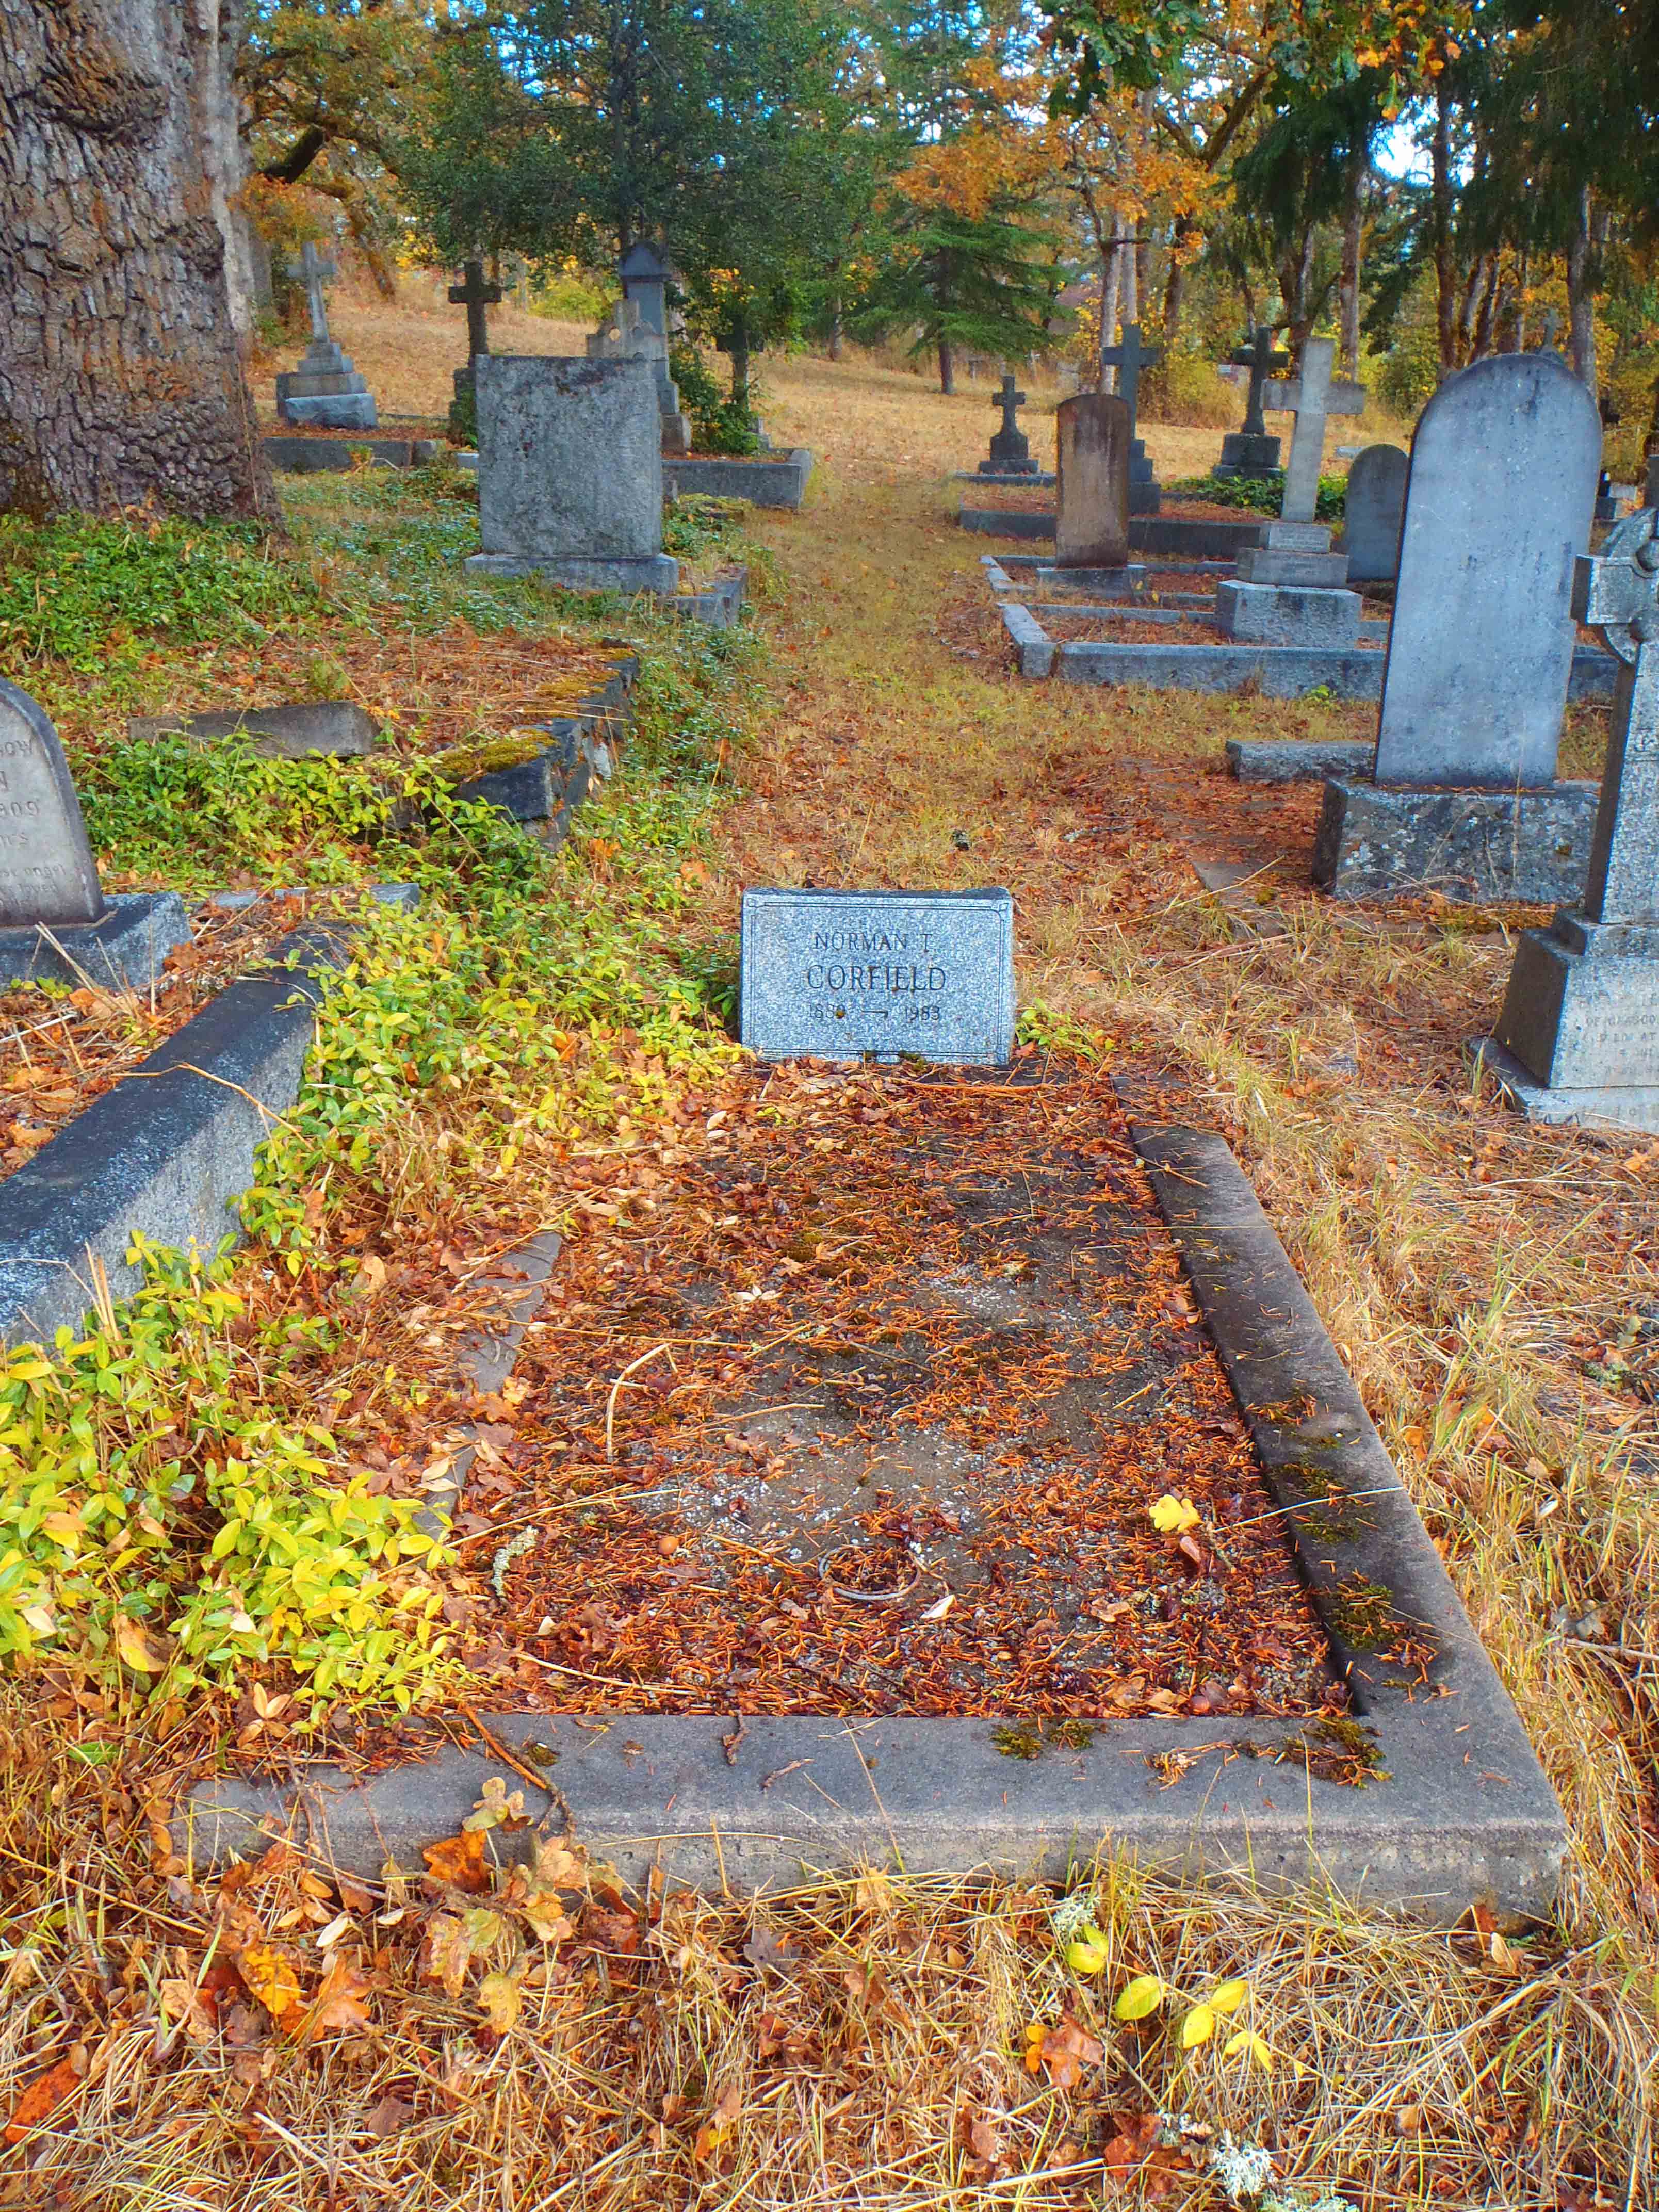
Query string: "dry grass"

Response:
xmin=2 ymin=312 xmax=1653 ymax=2211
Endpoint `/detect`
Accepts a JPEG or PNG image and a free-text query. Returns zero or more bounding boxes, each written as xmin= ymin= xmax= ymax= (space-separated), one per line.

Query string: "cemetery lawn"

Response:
xmin=2 ymin=349 xmax=1654 ymax=2208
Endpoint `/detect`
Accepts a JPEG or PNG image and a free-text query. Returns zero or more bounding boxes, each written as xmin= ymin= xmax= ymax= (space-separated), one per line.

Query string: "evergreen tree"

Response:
xmin=852 ymin=200 xmax=1066 ymax=392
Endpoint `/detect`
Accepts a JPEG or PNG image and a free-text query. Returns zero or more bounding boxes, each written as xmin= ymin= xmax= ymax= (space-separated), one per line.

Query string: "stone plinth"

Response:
xmin=1055 ymin=393 xmax=1131 ymax=570
xmin=276 ymin=340 xmax=377 ymax=431
xmin=740 ymin=888 xmax=1014 ymax=1064
xmin=1215 ymin=582 xmax=1361 ymax=648
xmin=1312 ymin=777 xmax=1600 ymax=904
xmin=465 ymin=356 xmax=677 ymax=596
xmin=1216 ymin=431 xmax=1281 ymax=478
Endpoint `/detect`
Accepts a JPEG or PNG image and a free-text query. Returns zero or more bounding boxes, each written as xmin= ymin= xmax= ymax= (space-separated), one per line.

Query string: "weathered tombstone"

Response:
xmin=587 ymin=242 xmax=692 ymax=456
xmin=740 ymin=888 xmax=1014 ymax=1064
xmin=1055 ymin=393 xmax=1132 ymax=571
xmin=980 ymin=374 xmax=1034 ymax=474
xmin=1261 ymin=339 xmax=1365 ymax=525
xmin=463 ymin=356 xmax=678 ymax=596
xmin=448 ymin=258 xmax=502 ymax=439
xmin=1100 ymin=323 xmax=1163 ymax=514
xmin=127 ymin=702 xmax=378 ymax=761
xmin=274 ymin=243 xmax=378 ymax=431
xmin=1312 ymin=351 xmax=1607 ymax=902
xmin=0 ymin=682 xmax=188 ymax=988
xmin=1216 ymin=326 xmax=1289 ymax=477
xmin=1483 ymin=506 xmax=1659 ymax=1126
xmin=1339 ymin=444 xmax=1409 ymax=583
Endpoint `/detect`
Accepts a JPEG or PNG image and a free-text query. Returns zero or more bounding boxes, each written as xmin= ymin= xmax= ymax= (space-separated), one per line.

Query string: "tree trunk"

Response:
xmin=1566 ymin=184 xmax=1598 ymax=395
xmin=937 ymin=338 xmax=954 ymax=395
xmin=1097 ymin=234 xmax=1121 ymax=388
xmin=1471 ymin=260 xmax=1504 ymax=360
xmin=1161 ymin=215 xmax=1192 ymax=353
xmin=1120 ymin=234 xmax=1138 ymax=333
xmin=827 ymin=298 xmax=843 ymax=362
xmin=1339 ymin=163 xmax=1364 ymax=379
xmin=0 ymin=0 xmax=274 ymax=521
xmin=1431 ymin=79 xmax=1458 ymax=379
xmin=729 ymin=318 xmax=751 ymax=411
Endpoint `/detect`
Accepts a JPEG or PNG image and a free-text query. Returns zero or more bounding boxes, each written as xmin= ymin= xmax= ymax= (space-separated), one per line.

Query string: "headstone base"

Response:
xmin=0 ymin=892 xmax=191 ymax=993
xmin=1235 ymin=548 xmax=1350 ymax=585
xmin=1215 ymin=581 xmax=1361 ymax=647
xmin=1038 ymin=563 xmax=1147 ymax=598
xmin=1470 ymin=1039 xmax=1659 ymax=1135
xmin=1491 ymin=910 xmax=1659 ymax=1092
xmin=464 ymin=551 xmax=680 ymax=597
xmin=980 ymin=453 xmax=1037 ymax=476
xmin=1215 ymin=431 xmax=1282 ymax=477
xmin=1312 ymin=777 xmax=1600 ymax=904
xmin=277 ymin=391 xmax=379 ymax=431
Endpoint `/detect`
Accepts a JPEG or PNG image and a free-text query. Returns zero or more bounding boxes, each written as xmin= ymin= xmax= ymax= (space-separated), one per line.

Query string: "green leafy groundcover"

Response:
xmin=0 ymin=513 xmax=320 ymax=671
xmin=0 ymin=623 xmax=758 ymax=1719
xmin=1172 ymin=471 xmax=1347 ymax=524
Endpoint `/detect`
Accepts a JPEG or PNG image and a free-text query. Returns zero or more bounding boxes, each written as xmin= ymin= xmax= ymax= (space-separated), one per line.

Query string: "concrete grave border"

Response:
xmin=449 ymin=654 xmax=640 ymax=829
xmin=961 ymin=512 xmax=1270 ymax=561
xmin=180 ymin=1094 xmax=1566 ymax=1920
xmin=664 ymin=449 xmax=813 ymax=509
xmin=264 ymin=436 xmax=438 ymax=474
xmin=0 ymin=892 xmax=415 ymax=1349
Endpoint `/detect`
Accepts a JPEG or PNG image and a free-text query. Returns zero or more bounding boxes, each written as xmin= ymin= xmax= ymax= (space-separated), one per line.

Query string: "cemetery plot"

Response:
xmin=484 ymin=1062 xmax=1341 ymax=1721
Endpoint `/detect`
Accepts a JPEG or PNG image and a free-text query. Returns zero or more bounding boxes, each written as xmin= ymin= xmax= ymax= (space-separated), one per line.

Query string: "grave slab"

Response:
xmin=740 ymin=887 xmax=1014 ymax=1064
xmin=263 ymin=436 xmax=436 ymax=474
xmin=1227 ymin=738 xmax=1376 ymax=784
xmin=1312 ymin=776 xmax=1600 ymax=903
xmin=1215 ymin=581 xmax=1361 ymax=648
xmin=180 ymin=1101 xmax=1566 ymax=1918
xmin=1234 ymin=549 xmax=1351 ymax=587
xmin=128 ymin=701 xmax=379 ymax=760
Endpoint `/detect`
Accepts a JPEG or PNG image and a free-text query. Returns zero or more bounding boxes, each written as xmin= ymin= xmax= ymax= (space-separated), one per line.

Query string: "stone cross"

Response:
xmin=449 ymin=258 xmax=503 ymax=361
xmin=1229 ymin=325 xmax=1290 ymax=437
xmin=994 ymin=372 xmax=1026 ymax=437
xmin=1537 ymin=308 xmax=1562 ymax=354
xmin=1262 ymin=338 xmax=1364 ymax=524
xmin=1099 ymin=322 xmax=1162 ymax=437
xmin=1573 ymin=508 xmax=1659 ymax=922
xmin=288 ymin=241 xmax=336 ymax=346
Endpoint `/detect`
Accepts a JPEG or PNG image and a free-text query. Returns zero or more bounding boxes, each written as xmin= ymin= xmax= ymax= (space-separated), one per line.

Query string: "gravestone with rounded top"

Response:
xmin=464 ymin=356 xmax=678 ymax=596
xmin=1373 ymin=352 xmax=1602 ymax=788
xmin=1055 ymin=393 xmax=1131 ymax=571
xmin=1340 ymin=445 xmax=1409 ymax=583
xmin=0 ymin=682 xmax=188 ymax=988
xmin=1483 ymin=506 xmax=1659 ymax=1126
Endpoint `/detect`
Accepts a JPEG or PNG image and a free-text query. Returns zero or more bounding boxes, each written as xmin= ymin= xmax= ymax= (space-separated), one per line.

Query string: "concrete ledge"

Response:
xmin=663 ymin=449 xmax=811 ymax=508
xmin=0 ymin=919 xmax=373 ymax=1347
xmin=998 ymin=602 xmax=1054 ymax=678
xmin=1228 ymin=738 xmax=1376 ymax=784
xmin=181 ymin=1118 xmax=1564 ymax=1918
xmin=0 ymin=892 xmax=191 ymax=993
xmin=959 ymin=507 xmax=1055 ymax=540
xmin=952 ymin=469 xmax=1056 ymax=487
xmin=464 ymin=552 xmax=679 ymax=597
xmin=129 ymin=702 xmax=379 ymax=760
xmin=263 ymin=436 xmax=436 ymax=474
xmin=672 ymin=564 xmax=747 ymax=629
xmin=452 ymin=655 xmax=638 ymax=831
xmin=1313 ymin=776 xmax=1601 ymax=902
xmin=1051 ymin=641 xmax=1384 ymax=698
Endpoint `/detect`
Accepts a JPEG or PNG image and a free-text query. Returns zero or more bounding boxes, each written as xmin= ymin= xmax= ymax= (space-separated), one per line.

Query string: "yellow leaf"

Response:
xmin=237 ymin=1939 xmax=303 ymax=2021
xmin=1023 ymin=2020 xmax=1047 ymax=2072
xmin=1148 ymin=1494 xmax=1201 ymax=1534
xmin=478 ymin=1970 xmax=523 ymax=2034
xmin=1182 ymin=2003 xmax=1216 ymax=2047
xmin=1065 ymin=1924 xmax=1110 ymax=1975
xmin=1224 ymin=2029 xmax=1274 ymax=2070
xmin=1210 ymin=1977 xmax=1248 ymax=2015
xmin=1114 ymin=1974 xmax=1166 ymax=2021
xmin=115 ymin=1616 xmax=167 ymax=1674
xmin=39 ymin=1512 xmax=82 ymax=1551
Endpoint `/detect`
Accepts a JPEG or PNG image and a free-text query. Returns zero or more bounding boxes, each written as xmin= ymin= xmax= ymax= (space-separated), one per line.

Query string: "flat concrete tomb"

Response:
xmin=128 ymin=701 xmax=380 ymax=760
xmin=740 ymin=886 xmax=1015 ymax=1064
xmin=663 ymin=449 xmax=812 ymax=508
xmin=182 ymin=1077 xmax=1566 ymax=1919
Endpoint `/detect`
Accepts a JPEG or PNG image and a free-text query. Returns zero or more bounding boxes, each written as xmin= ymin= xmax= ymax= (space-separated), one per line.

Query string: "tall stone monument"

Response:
xmin=1313 ymin=351 xmax=1606 ymax=902
xmin=980 ymin=375 xmax=1035 ymax=475
xmin=1339 ymin=444 xmax=1409 ymax=583
xmin=587 ymin=243 xmax=692 ymax=457
xmin=1099 ymin=323 xmax=1162 ymax=514
xmin=1480 ymin=506 xmax=1659 ymax=1127
xmin=274 ymin=244 xmax=378 ymax=431
xmin=464 ymin=356 xmax=678 ymax=596
xmin=1216 ymin=326 xmax=1289 ymax=478
xmin=0 ymin=682 xmax=188 ymax=989
xmin=1263 ymin=339 xmax=1365 ymax=526
xmin=1055 ymin=392 xmax=1132 ymax=572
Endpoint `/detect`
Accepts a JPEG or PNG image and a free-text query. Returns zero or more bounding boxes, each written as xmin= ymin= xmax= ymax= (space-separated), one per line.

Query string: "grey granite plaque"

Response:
xmin=740 ymin=888 xmax=1014 ymax=1064
xmin=0 ymin=679 xmax=105 ymax=926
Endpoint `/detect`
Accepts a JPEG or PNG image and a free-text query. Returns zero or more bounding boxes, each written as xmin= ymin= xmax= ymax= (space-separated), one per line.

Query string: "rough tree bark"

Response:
xmin=0 ymin=0 xmax=275 ymax=521
xmin=1566 ymin=186 xmax=1600 ymax=397
xmin=1339 ymin=163 xmax=1364 ymax=380
xmin=1430 ymin=79 xmax=1458 ymax=379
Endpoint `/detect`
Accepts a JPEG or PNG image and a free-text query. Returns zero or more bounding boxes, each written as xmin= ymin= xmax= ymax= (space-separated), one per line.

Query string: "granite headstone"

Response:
xmin=464 ymin=356 xmax=678 ymax=596
xmin=1340 ymin=444 xmax=1409 ymax=583
xmin=1055 ymin=393 xmax=1131 ymax=571
xmin=0 ymin=682 xmax=188 ymax=988
xmin=1372 ymin=352 xmax=1602 ymax=787
xmin=1485 ymin=505 xmax=1659 ymax=1126
xmin=740 ymin=888 xmax=1015 ymax=1065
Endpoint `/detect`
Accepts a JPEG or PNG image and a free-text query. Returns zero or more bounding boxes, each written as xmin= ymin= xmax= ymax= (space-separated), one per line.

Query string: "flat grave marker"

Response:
xmin=740 ymin=887 xmax=1014 ymax=1064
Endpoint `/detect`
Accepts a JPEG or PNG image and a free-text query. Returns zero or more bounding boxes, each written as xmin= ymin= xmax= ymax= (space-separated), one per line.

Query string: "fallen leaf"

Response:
xmin=422 ymin=1914 xmax=475 ymax=1997
xmin=301 ymin=1956 xmax=373 ymax=2040
xmin=693 ymin=2079 xmax=743 ymax=2163
xmin=236 ymin=1940 xmax=303 ymax=2022
xmin=1224 ymin=2027 xmax=1274 ymax=2070
xmin=1114 ymin=1973 xmax=1166 ymax=2021
xmin=1148 ymin=1494 xmax=1201 ymax=1534
xmin=366 ymin=2095 xmax=413 ymax=2139
xmin=422 ymin=1828 xmax=490 ymax=1894
xmin=4 ymin=2057 xmax=81 ymax=2143
xmin=116 ymin=1616 xmax=169 ymax=1674
xmin=1032 ymin=2012 xmax=1102 ymax=2090
xmin=1181 ymin=2002 xmax=1216 ymax=2047
xmin=159 ymin=1979 xmax=216 ymax=2045
xmin=478 ymin=1970 xmax=523 ymax=2034
xmin=743 ymin=1927 xmax=797 ymax=1974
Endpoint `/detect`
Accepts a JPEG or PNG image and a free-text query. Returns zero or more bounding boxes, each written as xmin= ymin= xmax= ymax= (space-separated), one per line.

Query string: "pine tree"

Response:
xmin=852 ymin=201 xmax=1066 ymax=392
